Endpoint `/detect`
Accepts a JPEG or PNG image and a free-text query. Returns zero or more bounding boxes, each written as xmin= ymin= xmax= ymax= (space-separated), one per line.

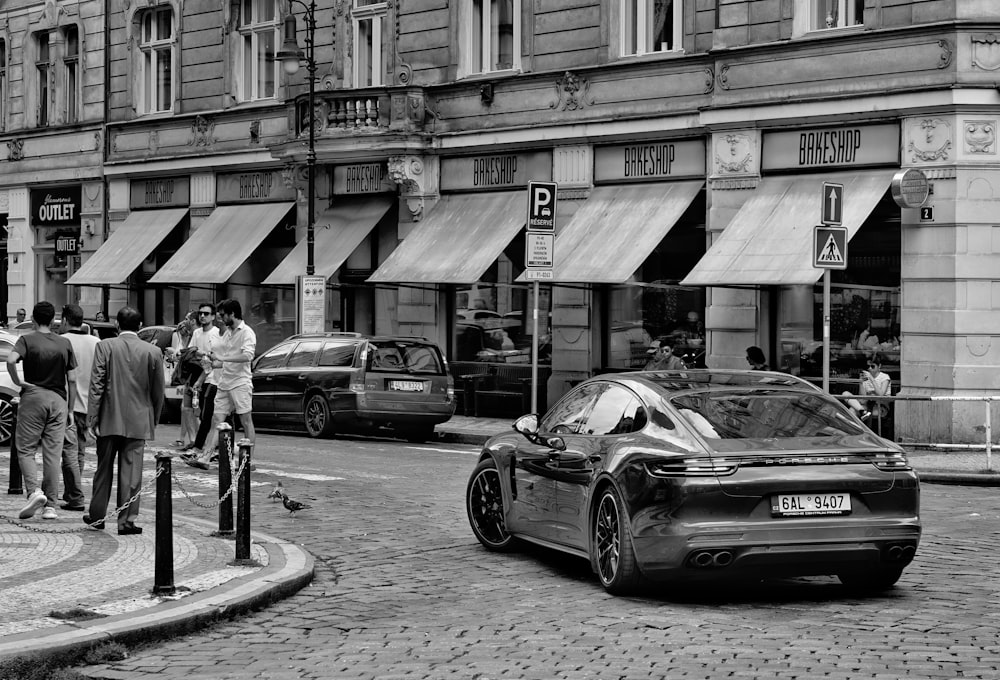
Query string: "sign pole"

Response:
xmin=531 ymin=281 xmax=539 ymax=413
xmin=823 ymin=269 xmax=830 ymax=394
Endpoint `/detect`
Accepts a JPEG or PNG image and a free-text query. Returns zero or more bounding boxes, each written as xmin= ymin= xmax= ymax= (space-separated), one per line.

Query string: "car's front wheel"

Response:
xmin=0 ymin=394 xmax=14 ymax=446
xmin=466 ymin=459 xmax=517 ymax=552
xmin=838 ymin=567 xmax=904 ymax=590
xmin=593 ymin=486 xmax=642 ymax=594
xmin=303 ymin=394 xmax=334 ymax=438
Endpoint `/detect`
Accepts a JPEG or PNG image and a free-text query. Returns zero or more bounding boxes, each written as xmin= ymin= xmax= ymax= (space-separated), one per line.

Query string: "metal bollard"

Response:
xmin=152 ymin=452 xmax=176 ymax=595
xmin=235 ymin=439 xmax=253 ymax=562
xmin=214 ymin=422 xmax=235 ymax=537
xmin=6 ymin=397 xmax=22 ymax=495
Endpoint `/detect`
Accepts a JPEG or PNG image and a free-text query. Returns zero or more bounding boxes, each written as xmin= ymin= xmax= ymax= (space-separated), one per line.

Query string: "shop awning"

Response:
xmin=367 ymin=191 xmax=524 ymax=284
xmin=66 ymin=208 xmax=188 ymax=285
xmin=262 ymin=196 xmax=393 ymax=285
xmin=149 ymin=202 xmax=294 ymax=284
xmin=681 ymin=169 xmax=895 ymax=287
xmin=517 ymin=181 xmax=703 ymax=284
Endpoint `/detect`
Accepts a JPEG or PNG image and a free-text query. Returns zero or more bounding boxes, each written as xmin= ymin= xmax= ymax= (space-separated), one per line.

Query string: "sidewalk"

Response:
xmin=0 ymin=414 xmax=994 ymax=668
xmin=0 ymin=444 xmax=314 ymax=665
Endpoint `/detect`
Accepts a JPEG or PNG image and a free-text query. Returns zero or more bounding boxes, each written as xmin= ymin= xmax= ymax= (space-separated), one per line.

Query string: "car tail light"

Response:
xmin=446 ymin=385 xmax=455 ymax=403
xmin=349 ymin=373 xmax=365 ymax=394
xmin=646 ymin=457 xmax=739 ymax=477
xmin=870 ymin=451 xmax=911 ymax=471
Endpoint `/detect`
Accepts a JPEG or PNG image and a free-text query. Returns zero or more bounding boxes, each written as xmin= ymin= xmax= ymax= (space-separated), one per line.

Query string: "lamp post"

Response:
xmin=277 ymin=1 xmax=317 ymax=276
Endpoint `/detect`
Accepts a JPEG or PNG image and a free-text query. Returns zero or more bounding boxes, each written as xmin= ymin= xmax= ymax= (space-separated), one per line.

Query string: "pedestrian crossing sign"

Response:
xmin=814 ymin=226 xmax=848 ymax=269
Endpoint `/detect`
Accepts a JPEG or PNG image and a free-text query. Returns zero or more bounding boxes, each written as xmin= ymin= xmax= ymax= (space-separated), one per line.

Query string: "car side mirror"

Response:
xmin=513 ymin=414 xmax=538 ymax=436
xmin=513 ymin=414 xmax=566 ymax=450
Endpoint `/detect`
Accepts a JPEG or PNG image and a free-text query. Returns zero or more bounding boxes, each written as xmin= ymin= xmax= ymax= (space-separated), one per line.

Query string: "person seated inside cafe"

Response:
xmin=645 ymin=337 xmax=686 ymax=371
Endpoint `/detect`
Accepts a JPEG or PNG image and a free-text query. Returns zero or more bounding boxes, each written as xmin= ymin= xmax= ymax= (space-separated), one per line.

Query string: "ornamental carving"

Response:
xmin=971 ymin=34 xmax=1000 ymax=71
xmin=249 ymin=120 xmax=261 ymax=145
xmin=703 ymin=67 xmax=714 ymax=94
xmin=717 ymin=64 xmax=730 ymax=90
xmin=937 ymin=39 xmax=953 ymax=69
xmin=965 ymin=120 xmax=996 ymax=155
xmin=550 ymin=72 xmax=592 ymax=111
xmin=714 ymin=133 xmax=755 ymax=175
xmin=907 ymin=118 xmax=952 ymax=163
xmin=7 ymin=138 xmax=24 ymax=161
xmin=189 ymin=115 xmax=215 ymax=147
xmin=388 ymin=155 xmax=437 ymax=221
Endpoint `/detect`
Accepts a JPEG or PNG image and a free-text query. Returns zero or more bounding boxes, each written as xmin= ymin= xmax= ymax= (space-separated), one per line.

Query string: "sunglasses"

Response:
xmin=198 ymin=311 xmax=213 ymax=316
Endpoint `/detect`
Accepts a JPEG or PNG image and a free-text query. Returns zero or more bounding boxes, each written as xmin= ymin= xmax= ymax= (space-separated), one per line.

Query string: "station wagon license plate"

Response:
xmin=388 ymin=380 xmax=424 ymax=392
xmin=772 ymin=493 xmax=851 ymax=517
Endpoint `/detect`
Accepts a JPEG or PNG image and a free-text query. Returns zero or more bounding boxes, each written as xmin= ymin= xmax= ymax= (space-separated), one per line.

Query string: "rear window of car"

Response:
xmin=369 ymin=341 xmax=445 ymax=375
xmin=669 ymin=390 xmax=865 ymax=440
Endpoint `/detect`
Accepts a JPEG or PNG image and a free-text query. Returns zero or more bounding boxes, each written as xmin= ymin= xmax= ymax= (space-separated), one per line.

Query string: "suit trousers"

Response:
xmin=15 ymin=386 xmax=67 ymax=507
xmin=88 ymin=435 xmax=145 ymax=528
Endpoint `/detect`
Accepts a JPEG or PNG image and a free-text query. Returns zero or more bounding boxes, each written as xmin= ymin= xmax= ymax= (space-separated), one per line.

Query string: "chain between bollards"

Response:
xmin=152 ymin=452 xmax=175 ymax=596
xmin=6 ymin=397 xmax=22 ymax=495
xmin=234 ymin=438 xmax=253 ymax=563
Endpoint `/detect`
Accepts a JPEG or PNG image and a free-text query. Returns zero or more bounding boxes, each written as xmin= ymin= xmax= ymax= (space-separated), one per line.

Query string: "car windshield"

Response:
xmin=669 ymin=389 xmax=866 ymax=440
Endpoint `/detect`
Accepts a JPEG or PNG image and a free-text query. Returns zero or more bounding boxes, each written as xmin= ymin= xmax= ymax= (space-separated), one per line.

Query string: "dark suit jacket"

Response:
xmin=88 ymin=331 xmax=165 ymax=439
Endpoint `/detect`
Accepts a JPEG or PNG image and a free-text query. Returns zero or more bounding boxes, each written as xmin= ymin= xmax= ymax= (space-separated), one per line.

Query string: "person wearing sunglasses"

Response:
xmin=181 ymin=304 xmax=221 ymax=467
xmin=844 ymin=353 xmax=892 ymax=424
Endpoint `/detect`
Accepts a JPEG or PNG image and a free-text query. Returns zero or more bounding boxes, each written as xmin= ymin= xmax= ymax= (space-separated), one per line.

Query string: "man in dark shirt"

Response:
xmin=6 ymin=301 xmax=78 ymax=520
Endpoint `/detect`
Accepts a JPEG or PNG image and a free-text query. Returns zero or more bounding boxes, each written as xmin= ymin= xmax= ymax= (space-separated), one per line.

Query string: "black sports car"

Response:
xmin=466 ymin=369 xmax=920 ymax=594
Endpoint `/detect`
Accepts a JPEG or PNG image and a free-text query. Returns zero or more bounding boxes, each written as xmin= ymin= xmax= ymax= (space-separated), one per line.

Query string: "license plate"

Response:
xmin=772 ymin=493 xmax=851 ymax=517
xmin=388 ymin=380 xmax=424 ymax=392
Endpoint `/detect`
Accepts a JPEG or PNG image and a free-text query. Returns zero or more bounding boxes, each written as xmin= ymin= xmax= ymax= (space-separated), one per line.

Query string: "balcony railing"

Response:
xmin=289 ymin=86 xmax=427 ymax=138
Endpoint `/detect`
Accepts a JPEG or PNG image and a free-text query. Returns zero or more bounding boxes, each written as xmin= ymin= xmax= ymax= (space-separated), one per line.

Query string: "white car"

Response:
xmin=0 ymin=330 xmax=24 ymax=446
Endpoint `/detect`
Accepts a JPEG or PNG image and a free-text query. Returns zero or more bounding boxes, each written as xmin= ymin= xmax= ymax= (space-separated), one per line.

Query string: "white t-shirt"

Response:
xmin=63 ymin=330 xmax=101 ymax=414
xmin=190 ymin=325 xmax=221 ymax=386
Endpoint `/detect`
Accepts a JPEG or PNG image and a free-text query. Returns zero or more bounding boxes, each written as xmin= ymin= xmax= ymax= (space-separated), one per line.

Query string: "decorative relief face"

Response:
xmin=964 ymin=120 xmax=996 ymax=155
xmin=712 ymin=132 xmax=756 ymax=176
xmin=906 ymin=118 xmax=952 ymax=163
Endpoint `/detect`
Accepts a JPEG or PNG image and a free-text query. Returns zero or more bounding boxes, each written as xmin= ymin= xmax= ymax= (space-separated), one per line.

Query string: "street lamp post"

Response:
xmin=277 ymin=1 xmax=317 ymax=276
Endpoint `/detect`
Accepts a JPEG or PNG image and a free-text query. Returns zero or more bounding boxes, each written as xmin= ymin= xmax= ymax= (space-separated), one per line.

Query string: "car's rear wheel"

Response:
xmin=593 ymin=486 xmax=642 ymax=594
xmin=837 ymin=567 xmax=904 ymax=590
xmin=303 ymin=394 xmax=334 ymax=438
xmin=466 ymin=459 xmax=517 ymax=552
xmin=0 ymin=394 xmax=14 ymax=446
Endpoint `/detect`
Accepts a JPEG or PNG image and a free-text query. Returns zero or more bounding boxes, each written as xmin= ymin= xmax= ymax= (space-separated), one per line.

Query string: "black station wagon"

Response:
xmin=251 ymin=332 xmax=456 ymax=441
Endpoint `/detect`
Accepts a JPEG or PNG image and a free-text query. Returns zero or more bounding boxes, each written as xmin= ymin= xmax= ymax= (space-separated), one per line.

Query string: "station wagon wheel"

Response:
xmin=466 ymin=459 xmax=516 ymax=552
xmin=0 ymin=394 xmax=13 ymax=446
xmin=838 ymin=566 xmax=904 ymax=591
xmin=593 ymin=486 xmax=641 ymax=594
xmin=303 ymin=394 xmax=334 ymax=438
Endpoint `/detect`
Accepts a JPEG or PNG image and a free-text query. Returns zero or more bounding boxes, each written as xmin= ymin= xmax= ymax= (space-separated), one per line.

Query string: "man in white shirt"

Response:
xmin=183 ymin=303 xmax=221 ymax=460
xmin=59 ymin=304 xmax=100 ymax=512
xmin=208 ymin=299 xmax=256 ymax=455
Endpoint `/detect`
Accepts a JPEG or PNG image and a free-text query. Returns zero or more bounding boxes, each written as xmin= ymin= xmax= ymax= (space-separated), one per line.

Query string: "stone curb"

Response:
xmin=0 ymin=515 xmax=314 ymax=662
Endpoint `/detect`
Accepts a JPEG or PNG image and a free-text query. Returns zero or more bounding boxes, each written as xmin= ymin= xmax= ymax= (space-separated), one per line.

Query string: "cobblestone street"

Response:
xmin=74 ymin=432 xmax=1000 ymax=680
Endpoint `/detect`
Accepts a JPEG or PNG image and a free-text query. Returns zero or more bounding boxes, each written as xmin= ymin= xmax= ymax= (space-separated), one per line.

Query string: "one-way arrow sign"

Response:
xmin=822 ymin=182 xmax=844 ymax=226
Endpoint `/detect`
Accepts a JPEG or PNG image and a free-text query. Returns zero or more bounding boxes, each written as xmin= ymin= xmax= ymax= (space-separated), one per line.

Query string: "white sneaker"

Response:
xmin=19 ymin=490 xmax=47 ymax=519
xmin=41 ymin=506 xmax=58 ymax=520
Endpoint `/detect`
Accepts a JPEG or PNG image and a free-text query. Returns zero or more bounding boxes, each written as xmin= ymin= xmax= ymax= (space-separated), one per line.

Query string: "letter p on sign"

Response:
xmin=527 ymin=181 xmax=557 ymax=231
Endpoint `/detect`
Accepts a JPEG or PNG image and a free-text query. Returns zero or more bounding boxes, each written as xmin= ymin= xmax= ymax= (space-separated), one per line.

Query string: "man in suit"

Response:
xmin=85 ymin=306 xmax=164 ymax=535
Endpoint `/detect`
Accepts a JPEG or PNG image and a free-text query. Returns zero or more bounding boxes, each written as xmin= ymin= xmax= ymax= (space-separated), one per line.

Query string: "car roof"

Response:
xmin=282 ymin=332 xmax=434 ymax=343
xmin=597 ymin=369 xmax=821 ymax=393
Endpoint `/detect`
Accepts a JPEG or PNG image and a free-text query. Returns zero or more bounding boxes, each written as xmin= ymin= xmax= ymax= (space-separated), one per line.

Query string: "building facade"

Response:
xmin=5 ymin=0 xmax=999 ymax=442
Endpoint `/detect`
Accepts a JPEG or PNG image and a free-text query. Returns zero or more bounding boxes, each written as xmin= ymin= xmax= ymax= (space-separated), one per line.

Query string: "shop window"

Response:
xmin=453 ymin=272 xmax=551 ymax=365
xmin=36 ymin=32 xmax=51 ymax=126
xmin=353 ymin=0 xmax=386 ymax=87
xmin=607 ymin=283 xmax=704 ymax=370
xmin=138 ymin=6 xmax=175 ymax=114
xmin=795 ymin=0 xmax=864 ymax=35
xmin=64 ymin=26 xmax=79 ymax=123
xmin=620 ymin=0 xmax=682 ymax=57
xmin=460 ymin=0 xmax=520 ymax=76
xmin=238 ymin=0 xmax=279 ymax=101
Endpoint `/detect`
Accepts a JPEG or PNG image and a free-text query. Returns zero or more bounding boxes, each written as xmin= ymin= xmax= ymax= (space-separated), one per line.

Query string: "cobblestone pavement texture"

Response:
xmin=0 ymin=416 xmax=976 ymax=680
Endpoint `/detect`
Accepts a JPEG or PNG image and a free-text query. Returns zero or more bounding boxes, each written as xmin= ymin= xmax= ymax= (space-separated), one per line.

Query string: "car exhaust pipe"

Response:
xmin=693 ymin=551 xmax=714 ymax=568
xmin=901 ymin=545 xmax=916 ymax=561
xmin=712 ymin=550 xmax=733 ymax=567
xmin=887 ymin=545 xmax=903 ymax=561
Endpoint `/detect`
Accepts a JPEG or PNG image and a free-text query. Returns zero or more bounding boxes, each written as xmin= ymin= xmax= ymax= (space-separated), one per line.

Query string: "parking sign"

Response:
xmin=527 ymin=181 xmax=557 ymax=231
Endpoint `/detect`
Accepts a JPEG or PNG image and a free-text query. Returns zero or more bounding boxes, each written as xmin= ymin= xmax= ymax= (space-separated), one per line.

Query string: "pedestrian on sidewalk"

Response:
xmin=207 ymin=299 xmax=256 ymax=456
xmin=169 ymin=313 xmax=200 ymax=450
xmin=182 ymin=303 xmax=221 ymax=466
xmin=85 ymin=306 xmax=164 ymax=535
xmin=5 ymin=301 xmax=78 ymax=520
xmin=59 ymin=304 xmax=100 ymax=512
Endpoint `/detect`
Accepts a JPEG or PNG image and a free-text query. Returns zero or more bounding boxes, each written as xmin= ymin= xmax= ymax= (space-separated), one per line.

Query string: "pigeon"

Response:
xmin=267 ymin=482 xmax=285 ymax=502
xmin=280 ymin=492 xmax=312 ymax=516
